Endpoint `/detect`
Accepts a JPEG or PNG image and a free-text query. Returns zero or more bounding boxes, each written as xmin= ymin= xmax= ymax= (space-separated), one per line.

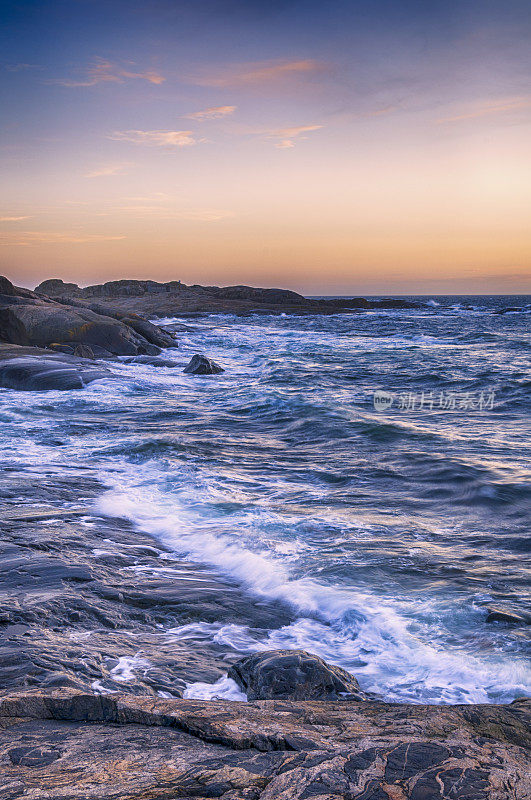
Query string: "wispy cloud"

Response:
xmin=115 ymin=194 xmax=233 ymax=222
xmin=183 ymin=105 xmax=236 ymax=121
xmin=190 ymin=59 xmax=324 ymax=87
xmin=5 ymin=63 xmax=42 ymax=72
xmin=119 ymin=206 xmax=233 ymax=221
xmin=357 ymin=105 xmax=397 ymax=119
xmin=264 ymin=124 xmax=323 ymax=148
xmin=51 ymin=59 xmax=165 ymax=88
xmin=0 ymin=216 xmax=31 ymax=222
xmin=109 ymin=130 xmax=199 ymax=147
xmin=438 ymin=96 xmax=531 ymax=123
xmin=84 ymin=163 xmax=130 ymax=178
xmin=0 ymin=231 xmax=126 ymax=246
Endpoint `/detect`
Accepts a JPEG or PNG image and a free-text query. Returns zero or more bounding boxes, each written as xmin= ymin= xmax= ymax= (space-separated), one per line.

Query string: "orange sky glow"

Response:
xmin=1 ymin=1 xmax=530 ymax=294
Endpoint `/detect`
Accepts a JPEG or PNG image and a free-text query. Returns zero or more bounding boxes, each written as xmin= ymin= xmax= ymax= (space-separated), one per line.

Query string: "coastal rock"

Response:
xmin=0 ymin=303 xmax=159 ymax=356
xmin=0 ymin=278 xmax=172 ymax=357
xmin=486 ymin=607 xmax=531 ymax=625
xmin=183 ymin=354 xmax=224 ymax=375
xmin=48 ymin=342 xmax=113 ymax=358
xmin=0 ymin=356 xmax=108 ymax=391
xmin=228 ymin=649 xmax=365 ymax=701
xmin=0 ymin=689 xmax=529 ymax=799
xmin=117 ymin=316 xmax=178 ymax=349
xmin=33 ymin=275 xmax=425 ymax=316
xmin=72 ymin=343 xmax=95 ymax=359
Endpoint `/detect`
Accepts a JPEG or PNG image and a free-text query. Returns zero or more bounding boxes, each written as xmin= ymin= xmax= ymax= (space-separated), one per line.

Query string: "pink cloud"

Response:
xmin=190 ymin=59 xmax=324 ymax=87
xmin=183 ymin=105 xmax=237 ymax=121
xmin=109 ymin=130 xmax=198 ymax=147
xmin=52 ymin=59 xmax=165 ymax=88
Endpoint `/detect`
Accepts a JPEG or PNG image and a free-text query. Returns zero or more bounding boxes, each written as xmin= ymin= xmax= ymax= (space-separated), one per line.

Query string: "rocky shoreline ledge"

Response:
xmin=0 ymin=274 xmax=423 ymax=388
xmin=1 ymin=689 xmax=529 ymax=799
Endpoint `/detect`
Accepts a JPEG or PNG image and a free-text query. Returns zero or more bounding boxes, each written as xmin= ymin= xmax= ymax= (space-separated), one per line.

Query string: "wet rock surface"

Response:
xmin=486 ymin=607 xmax=531 ymax=625
xmin=0 ymin=469 xmax=293 ymax=699
xmin=0 ymin=690 xmax=529 ymax=799
xmin=123 ymin=354 xmax=181 ymax=367
xmin=229 ymin=650 xmax=366 ymax=701
xmin=184 ymin=354 xmax=225 ymax=374
xmin=0 ymin=353 xmax=109 ymax=390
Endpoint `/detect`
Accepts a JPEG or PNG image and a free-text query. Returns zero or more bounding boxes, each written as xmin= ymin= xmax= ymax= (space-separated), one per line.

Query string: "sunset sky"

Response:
xmin=1 ymin=0 xmax=530 ymax=294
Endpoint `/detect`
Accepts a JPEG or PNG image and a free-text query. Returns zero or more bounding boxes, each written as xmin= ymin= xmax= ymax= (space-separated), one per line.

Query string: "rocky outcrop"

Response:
xmin=184 ymin=354 xmax=225 ymax=374
xmin=34 ymin=278 xmax=82 ymax=297
xmin=0 ymin=689 xmax=529 ymax=799
xmin=0 ymin=277 xmax=177 ymax=357
xmin=229 ymin=650 xmax=366 ymax=701
xmin=32 ymin=276 xmax=425 ymax=317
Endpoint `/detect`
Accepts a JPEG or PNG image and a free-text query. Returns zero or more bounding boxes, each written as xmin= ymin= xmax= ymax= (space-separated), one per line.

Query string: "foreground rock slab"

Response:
xmin=0 ymin=690 xmax=529 ymax=799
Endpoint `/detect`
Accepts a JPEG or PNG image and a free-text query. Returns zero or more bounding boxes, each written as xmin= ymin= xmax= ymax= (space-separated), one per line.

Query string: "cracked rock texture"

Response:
xmin=0 ymin=690 xmax=529 ymax=799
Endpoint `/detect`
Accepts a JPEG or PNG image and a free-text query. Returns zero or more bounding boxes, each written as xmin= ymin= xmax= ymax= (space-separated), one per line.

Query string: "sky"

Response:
xmin=1 ymin=0 xmax=530 ymax=294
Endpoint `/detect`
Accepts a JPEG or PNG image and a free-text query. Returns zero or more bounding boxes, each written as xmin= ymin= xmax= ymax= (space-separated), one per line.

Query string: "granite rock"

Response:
xmin=229 ymin=650 xmax=366 ymax=701
xmin=0 ymin=689 xmax=529 ymax=799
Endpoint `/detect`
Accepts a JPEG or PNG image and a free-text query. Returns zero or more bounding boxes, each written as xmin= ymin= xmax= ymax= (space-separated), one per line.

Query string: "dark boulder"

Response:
xmin=0 ymin=357 xmax=108 ymax=391
xmin=486 ymin=607 xmax=531 ymax=625
xmin=81 ymin=279 xmax=183 ymax=297
xmin=228 ymin=649 xmax=365 ymax=701
xmin=183 ymin=354 xmax=224 ymax=375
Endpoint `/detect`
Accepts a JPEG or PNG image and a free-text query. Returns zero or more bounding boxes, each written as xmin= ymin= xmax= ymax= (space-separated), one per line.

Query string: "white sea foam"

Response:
xmin=109 ymin=654 xmax=151 ymax=682
xmin=183 ymin=676 xmax=247 ymax=701
xmin=95 ymin=475 xmax=531 ymax=704
xmin=91 ymin=680 xmax=117 ymax=694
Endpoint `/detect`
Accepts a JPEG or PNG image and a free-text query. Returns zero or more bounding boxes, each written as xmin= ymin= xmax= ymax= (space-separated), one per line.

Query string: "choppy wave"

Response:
xmin=95 ymin=463 xmax=531 ymax=704
xmin=1 ymin=294 xmax=529 ymax=704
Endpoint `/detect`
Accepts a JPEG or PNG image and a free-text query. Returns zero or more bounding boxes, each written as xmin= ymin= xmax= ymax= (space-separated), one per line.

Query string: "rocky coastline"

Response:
xmin=0 ymin=275 xmax=529 ymax=798
xmin=0 ymin=275 xmax=423 ymax=388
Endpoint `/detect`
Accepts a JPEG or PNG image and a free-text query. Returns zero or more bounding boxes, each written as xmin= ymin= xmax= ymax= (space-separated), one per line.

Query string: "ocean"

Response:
xmin=1 ymin=295 xmax=530 ymax=704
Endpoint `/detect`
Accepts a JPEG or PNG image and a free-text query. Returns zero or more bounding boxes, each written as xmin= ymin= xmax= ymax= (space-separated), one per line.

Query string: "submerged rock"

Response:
xmin=486 ymin=607 xmax=531 ymax=625
xmin=183 ymin=354 xmax=224 ymax=375
xmin=228 ymin=649 xmax=366 ymax=701
xmin=124 ymin=355 xmax=180 ymax=367
xmin=0 ymin=356 xmax=108 ymax=391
